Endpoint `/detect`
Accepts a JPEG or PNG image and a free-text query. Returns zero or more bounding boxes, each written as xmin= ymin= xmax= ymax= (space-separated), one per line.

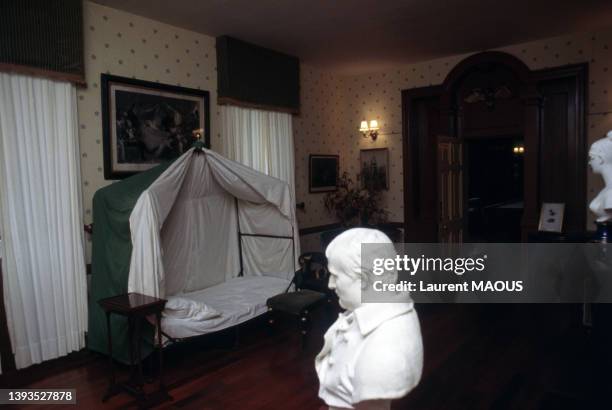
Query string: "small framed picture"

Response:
xmin=538 ymin=202 xmax=565 ymax=232
xmin=309 ymin=154 xmax=339 ymax=193
xmin=360 ymin=148 xmax=389 ymax=191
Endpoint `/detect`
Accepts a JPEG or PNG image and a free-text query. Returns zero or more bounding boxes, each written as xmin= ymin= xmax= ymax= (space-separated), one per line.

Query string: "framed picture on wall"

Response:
xmin=360 ymin=148 xmax=389 ymax=190
xmin=538 ymin=202 xmax=565 ymax=233
xmin=101 ymin=74 xmax=210 ymax=180
xmin=309 ymin=154 xmax=339 ymax=193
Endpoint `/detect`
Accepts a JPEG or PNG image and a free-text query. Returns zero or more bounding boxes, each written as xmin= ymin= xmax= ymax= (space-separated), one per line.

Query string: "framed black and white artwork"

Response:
xmin=360 ymin=148 xmax=389 ymax=191
xmin=309 ymin=154 xmax=339 ymax=193
xmin=101 ymin=74 xmax=210 ymax=179
xmin=538 ymin=202 xmax=565 ymax=232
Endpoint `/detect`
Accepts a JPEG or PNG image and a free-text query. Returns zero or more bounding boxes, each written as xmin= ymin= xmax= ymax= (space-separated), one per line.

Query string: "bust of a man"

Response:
xmin=589 ymin=130 xmax=612 ymax=222
xmin=315 ymin=228 xmax=423 ymax=410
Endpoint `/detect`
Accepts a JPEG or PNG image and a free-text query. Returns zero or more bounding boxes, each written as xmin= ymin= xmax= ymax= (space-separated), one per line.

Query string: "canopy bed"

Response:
xmin=88 ymin=147 xmax=300 ymax=363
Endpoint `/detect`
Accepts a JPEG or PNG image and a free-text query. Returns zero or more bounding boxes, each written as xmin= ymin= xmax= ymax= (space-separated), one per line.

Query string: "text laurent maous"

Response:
xmin=373 ymin=280 xmax=524 ymax=292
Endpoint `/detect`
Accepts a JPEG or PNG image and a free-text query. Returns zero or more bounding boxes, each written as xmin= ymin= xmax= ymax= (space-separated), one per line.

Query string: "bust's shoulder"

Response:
xmin=351 ymin=311 xmax=424 ymax=402
xmin=602 ymin=187 xmax=612 ymax=201
xmin=592 ymin=187 xmax=612 ymax=215
xmin=359 ymin=310 xmax=422 ymax=354
xmin=351 ymin=311 xmax=423 ymax=377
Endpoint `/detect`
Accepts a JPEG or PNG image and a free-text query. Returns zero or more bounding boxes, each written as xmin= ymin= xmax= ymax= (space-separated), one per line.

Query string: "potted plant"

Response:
xmin=324 ymin=172 xmax=388 ymax=227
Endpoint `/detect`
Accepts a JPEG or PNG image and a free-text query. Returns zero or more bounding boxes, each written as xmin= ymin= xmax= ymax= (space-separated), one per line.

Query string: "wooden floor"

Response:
xmin=4 ymin=304 xmax=602 ymax=410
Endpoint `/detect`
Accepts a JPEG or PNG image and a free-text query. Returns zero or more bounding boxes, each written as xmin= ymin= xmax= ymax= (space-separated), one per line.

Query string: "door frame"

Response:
xmin=402 ymin=52 xmax=587 ymax=242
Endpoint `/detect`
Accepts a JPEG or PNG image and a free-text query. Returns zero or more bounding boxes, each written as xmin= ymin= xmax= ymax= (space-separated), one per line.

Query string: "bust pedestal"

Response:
xmin=592 ymin=221 xmax=612 ymax=243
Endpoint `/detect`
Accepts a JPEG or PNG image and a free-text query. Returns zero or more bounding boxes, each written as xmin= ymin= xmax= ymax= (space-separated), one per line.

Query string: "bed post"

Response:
xmin=235 ymin=197 xmax=244 ymax=277
xmin=291 ymin=226 xmax=296 ymax=274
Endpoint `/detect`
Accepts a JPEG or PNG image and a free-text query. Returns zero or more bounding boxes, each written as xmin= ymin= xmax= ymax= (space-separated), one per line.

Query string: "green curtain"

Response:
xmin=87 ymin=161 xmax=172 ymax=363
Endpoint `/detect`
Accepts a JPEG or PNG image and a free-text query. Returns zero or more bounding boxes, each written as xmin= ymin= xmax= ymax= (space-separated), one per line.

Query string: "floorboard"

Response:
xmin=3 ymin=304 xmax=599 ymax=410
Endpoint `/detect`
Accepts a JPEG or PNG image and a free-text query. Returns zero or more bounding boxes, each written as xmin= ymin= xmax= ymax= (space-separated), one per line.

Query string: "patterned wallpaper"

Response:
xmin=78 ymin=1 xmax=219 ymax=223
xmin=294 ymin=26 xmax=612 ymax=233
xmin=75 ymin=1 xmax=612 ymax=253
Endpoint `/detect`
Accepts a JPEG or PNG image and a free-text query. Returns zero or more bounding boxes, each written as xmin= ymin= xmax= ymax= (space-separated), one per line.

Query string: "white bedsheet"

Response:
xmin=161 ymin=275 xmax=290 ymax=339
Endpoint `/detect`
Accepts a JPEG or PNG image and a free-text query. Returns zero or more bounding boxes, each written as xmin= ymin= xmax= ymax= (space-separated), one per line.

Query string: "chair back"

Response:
xmin=294 ymin=252 xmax=329 ymax=292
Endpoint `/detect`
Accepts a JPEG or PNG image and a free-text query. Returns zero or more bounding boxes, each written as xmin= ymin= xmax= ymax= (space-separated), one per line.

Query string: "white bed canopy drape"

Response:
xmin=128 ymin=148 xmax=300 ymax=299
xmin=0 ymin=73 xmax=88 ymax=369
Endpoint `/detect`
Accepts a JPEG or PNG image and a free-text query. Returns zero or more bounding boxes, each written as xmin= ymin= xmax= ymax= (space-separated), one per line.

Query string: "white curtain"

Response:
xmin=0 ymin=231 xmax=3 ymax=374
xmin=0 ymin=73 xmax=88 ymax=369
xmin=221 ymin=105 xmax=296 ymax=195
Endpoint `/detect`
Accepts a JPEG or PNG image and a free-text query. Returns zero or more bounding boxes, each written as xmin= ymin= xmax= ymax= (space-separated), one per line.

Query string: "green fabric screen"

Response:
xmin=88 ymin=161 xmax=172 ymax=364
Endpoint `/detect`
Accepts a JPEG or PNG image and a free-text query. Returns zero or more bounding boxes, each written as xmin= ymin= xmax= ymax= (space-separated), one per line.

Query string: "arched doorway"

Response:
xmin=402 ymin=51 xmax=587 ymax=242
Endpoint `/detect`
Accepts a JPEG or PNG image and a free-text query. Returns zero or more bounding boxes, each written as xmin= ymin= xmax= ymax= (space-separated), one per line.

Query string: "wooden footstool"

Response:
xmin=266 ymin=289 xmax=326 ymax=347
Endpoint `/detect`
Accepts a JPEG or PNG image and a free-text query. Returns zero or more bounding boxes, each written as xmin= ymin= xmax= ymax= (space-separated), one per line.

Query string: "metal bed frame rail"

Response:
xmin=234 ymin=197 xmax=296 ymax=277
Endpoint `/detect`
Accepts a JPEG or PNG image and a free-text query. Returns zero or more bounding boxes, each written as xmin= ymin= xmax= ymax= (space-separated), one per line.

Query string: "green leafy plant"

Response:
xmin=324 ymin=172 xmax=388 ymax=227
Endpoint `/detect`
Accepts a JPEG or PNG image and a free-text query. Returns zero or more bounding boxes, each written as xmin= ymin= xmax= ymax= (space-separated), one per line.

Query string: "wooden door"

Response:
xmin=438 ymin=136 xmax=464 ymax=243
xmin=402 ymin=88 xmax=441 ymax=242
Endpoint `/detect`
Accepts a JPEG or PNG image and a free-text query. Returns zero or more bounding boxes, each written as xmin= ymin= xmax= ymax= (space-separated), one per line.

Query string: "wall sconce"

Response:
xmin=512 ymin=145 xmax=525 ymax=154
xmin=360 ymin=119 xmax=380 ymax=141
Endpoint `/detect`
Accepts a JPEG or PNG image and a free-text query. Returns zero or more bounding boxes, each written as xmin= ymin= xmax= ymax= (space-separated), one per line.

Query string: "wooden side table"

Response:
xmin=98 ymin=293 xmax=171 ymax=408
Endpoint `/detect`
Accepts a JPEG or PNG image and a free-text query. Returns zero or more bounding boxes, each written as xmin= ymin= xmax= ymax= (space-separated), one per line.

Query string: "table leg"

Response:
xmin=300 ymin=310 xmax=310 ymax=350
xmin=127 ymin=316 xmax=135 ymax=382
xmin=154 ymin=312 xmax=172 ymax=405
xmin=135 ymin=317 xmax=144 ymax=391
xmin=107 ymin=312 xmax=114 ymax=383
xmin=267 ymin=309 xmax=275 ymax=336
xmin=156 ymin=312 xmax=164 ymax=390
xmin=102 ymin=311 xmax=116 ymax=402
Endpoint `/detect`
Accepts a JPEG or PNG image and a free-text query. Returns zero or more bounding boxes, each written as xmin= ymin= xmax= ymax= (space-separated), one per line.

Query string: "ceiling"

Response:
xmin=91 ymin=0 xmax=612 ymax=75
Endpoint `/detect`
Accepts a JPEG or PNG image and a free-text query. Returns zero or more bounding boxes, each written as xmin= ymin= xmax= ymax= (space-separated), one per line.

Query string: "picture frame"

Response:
xmin=309 ymin=154 xmax=339 ymax=193
xmin=360 ymin=148 xmax=389 ymax=191
xmin=101 ymin=74 xmax=210 ymax=180
xmin=538 ymin=202 xmax=565 ymax=233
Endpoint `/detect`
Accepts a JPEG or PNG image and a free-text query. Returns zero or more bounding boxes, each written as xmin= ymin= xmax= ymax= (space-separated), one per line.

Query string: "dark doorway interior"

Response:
xmin=466 ymin=137 xmax=524 ymax=242
xmin=402 ymin=54 xmax=586 ymax=242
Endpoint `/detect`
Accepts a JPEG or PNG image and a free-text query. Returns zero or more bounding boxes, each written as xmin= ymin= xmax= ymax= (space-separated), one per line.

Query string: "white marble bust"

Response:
xmin=589 ymin=130 xmax=612 ymax=222
xmin=315 ymin=228 xmax=423 ymax=410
